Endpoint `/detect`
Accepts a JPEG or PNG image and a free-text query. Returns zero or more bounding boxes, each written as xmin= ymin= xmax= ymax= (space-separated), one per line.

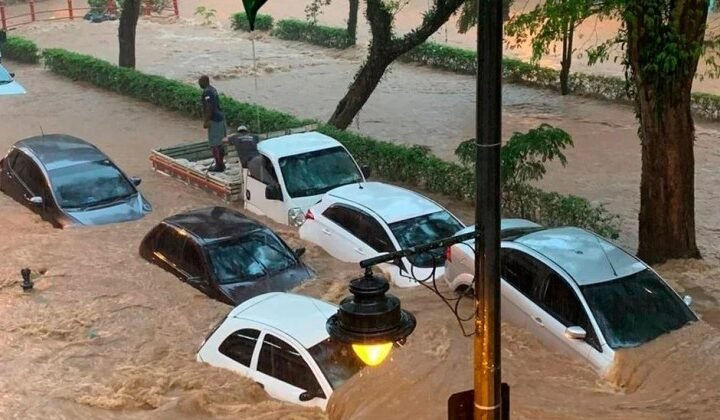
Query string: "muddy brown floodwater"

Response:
xmin=1 ymin=15 xmax=720 ymax=420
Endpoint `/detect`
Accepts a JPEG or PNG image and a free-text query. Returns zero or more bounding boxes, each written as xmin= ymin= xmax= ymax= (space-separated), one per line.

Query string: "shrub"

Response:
xmin=455 ymin=124 xmax=620 ymax=238
xmin=0 ymin=36 xmax=40 ymax=64
xmin=230 ymin=12 xmax=274 ymax=31
xmin=41 ymin=48 xmax=311 ymax=133
xmin=272 ymin=19 xmax=354 ymax=49
xmin=40 ymin=47 xmax=620 ymax=239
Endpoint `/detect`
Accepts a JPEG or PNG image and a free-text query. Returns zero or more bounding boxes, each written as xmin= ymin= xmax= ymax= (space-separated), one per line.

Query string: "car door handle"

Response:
xmin=321 ymin=228 xmax=331 ymax=236
xmin=533 ymin=316 xmax=544 ymax=326
xmin=354 ymin=247 xmax=366 ymax=255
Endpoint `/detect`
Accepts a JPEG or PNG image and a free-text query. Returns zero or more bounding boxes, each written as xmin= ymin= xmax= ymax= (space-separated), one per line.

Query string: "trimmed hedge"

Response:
xmin=272 ymin=19 xmax=354 ymax=49
xmin=403 ymin=41 xmax=629 ymax=102
xmin=230 ymin=12 xmax=274 ymax=31
xmin=42 ymin=48 xmax=312 ymax=133
xmin=39 ymin=46 xmax=619 ymax=237
xmin=0 ymin=37 xmax=41 ymax=64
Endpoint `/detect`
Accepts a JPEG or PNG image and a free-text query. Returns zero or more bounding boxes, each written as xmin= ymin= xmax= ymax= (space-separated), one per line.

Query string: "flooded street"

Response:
xmin=11 ymin=19 xmax=720 ymax=255
xmin=1 ymin=10 xmax=720 ymax=420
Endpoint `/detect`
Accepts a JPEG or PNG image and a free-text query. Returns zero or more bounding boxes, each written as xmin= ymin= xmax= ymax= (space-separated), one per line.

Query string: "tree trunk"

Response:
xmin=328 ymin=0 xmax=465 ymax=129
xmin=328 ymin=57 xmax=389 ymax=129
xmin=635 ymin=85 xmax=700 ymax=263
xmin=559 ymin=20 xmax=574 ymax=95
xmin=118 ymin=0 xmax=142 ymax=68
xmin=624 ymin=0 xmax=706 ymax=264
xmin=347 ymin=0 xmax=359 ymax=44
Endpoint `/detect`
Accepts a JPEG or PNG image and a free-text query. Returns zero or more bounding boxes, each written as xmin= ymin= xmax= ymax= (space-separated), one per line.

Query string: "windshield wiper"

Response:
xmin=79 ymin=193 xmax=135 ymax=211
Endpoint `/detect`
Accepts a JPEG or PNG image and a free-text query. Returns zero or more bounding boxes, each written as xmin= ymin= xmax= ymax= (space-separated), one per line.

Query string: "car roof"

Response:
xmin=229 ymin=292 xmax=337 ymax=348
xmin=163 ymin=206 xmax=268 ymax=244
xmin=327 ymin=182 xmax=444 ymax=224
xmin=15 ymin=134 xmax=107 ymax=171
xmin=258 ymin=132 xmax=343 ymax=160
xmin=512 ymin=227 xmax=647 ymax=285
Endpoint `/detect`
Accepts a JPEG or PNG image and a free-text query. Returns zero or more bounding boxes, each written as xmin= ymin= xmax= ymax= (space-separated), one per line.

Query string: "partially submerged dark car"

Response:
xmin=0 ymin=134 xmax=152 ymax=227
xmin=139 ymin=207 xmax=314 ymax=305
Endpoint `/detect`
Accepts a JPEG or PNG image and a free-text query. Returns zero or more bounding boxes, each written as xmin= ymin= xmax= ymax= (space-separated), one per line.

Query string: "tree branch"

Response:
xmin=391 ymin=0 xmax=467 ymax=55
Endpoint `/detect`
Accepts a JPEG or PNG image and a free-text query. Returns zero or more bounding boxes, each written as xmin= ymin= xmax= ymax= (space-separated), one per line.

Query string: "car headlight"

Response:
xmin=288 ymin=207 xmax=306 ymax=227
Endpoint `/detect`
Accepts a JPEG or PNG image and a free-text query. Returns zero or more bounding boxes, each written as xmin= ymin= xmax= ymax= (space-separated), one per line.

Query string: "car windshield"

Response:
xmin=389 ymin=210 xmax=465 ymax=268
xmin=581 ymin=269 xmax=697 ymax=349
xmin=0 ymin=66 xmax=12 ymax=84
xmin=279 ymin=146 xmax=363 ymax=198
xmin=49 ymin=159 xmax=136 ymax=209
xmin=207 ymin=231 xmax=298 ymax=284
xmin=307 ymin=338 xmax=364 ymax=390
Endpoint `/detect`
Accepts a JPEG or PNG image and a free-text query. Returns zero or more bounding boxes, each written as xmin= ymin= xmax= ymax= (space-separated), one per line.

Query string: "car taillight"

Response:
xmin=445 ymin=246 xmax=452 ymax=262
xmin=305 ymin=209 xmax=314 ymax=220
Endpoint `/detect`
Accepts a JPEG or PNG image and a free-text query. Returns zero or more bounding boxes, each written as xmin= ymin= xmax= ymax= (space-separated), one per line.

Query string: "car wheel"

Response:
xmin=455 ymin=284 xmax=473 ymax=298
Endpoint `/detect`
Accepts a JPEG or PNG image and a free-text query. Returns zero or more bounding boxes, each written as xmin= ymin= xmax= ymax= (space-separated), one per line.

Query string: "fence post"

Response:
xmin=172 ymin=0 xmax=178 ymax=17
xmin=144 ymin=0 xmax=151 ymax=16
xmin=67 ymin=0 xmax=74 ymax=19
xmin=29 ymin=0 xmax=36 ymax=22
xmin=0 ymin=4 xmax=6 ymax=31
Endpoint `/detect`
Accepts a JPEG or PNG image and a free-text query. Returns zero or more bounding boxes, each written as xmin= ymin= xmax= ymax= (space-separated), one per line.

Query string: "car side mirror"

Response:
xmin=299 ymin=390 xmax=321 ymax=402
xmin=361 ymin=164 xmax=371 ymax=179
xmin=28 ymin=196 xmax=43 ymax=206
xmin=265 ymin=184 xmax=282 ymax=201
xmin=131 ymin=176 xmax=142 ymax=186
xmin=295 ymin=247 xmax=306 ymax=258
xmin=9 ymin=72 xmax=15 ymax=79
xmin=564 ymin=326 xmax=586 ymax=340
xmin=683 ymin=295 xmax=693 ymax=306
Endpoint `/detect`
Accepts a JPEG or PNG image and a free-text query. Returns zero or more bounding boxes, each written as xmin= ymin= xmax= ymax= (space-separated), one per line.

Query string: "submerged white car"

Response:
xmin=299 ymin=182 xmax=466 ymax=288
xmin=0 ymin=64 xmax=26 ymax=96
xmin=197 ymin=293 xmax=364 ymax=410
xmin=444 ymin=220 xmax=698 ymax=375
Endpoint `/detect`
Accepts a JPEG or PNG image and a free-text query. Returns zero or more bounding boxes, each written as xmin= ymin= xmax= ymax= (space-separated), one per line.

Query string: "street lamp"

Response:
xmin=326 ymin=268 xmax=416 ymax=366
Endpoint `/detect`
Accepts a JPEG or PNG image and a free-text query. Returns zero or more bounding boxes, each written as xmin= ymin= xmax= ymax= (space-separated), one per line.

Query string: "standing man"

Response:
xmin=198 ymin=75 xmax=227 ymax=172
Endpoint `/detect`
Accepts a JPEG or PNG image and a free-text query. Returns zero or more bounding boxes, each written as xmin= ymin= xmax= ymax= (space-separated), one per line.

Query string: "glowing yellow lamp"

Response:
xmin=352 ymin=342 xmax=393 ymax=367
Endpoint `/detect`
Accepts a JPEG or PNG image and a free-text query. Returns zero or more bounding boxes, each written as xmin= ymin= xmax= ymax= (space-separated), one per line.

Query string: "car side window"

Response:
xmin=11 ymin=153 xmax=45 ymax=196
xmin=248 ymin=155 xmax=278 ymax=185
xmin=323 ymin=205 xmax=366 ymax=243
xmin=541 ymin=273 xmax=601 ymax=351
xmin=501 ymin=249 xmax=546 ymax=298
xmin=355 ymin=213 xmax=395 ymax=253
xmin=257 ymin=334 xmax=324 ymax=395
xmin=219 ymin=328 xmax=260 ymax=367
xmin=179 ymin=240 xmax=205 ymax=278
xmin=155 ymin=225 xmax=185 ymax=263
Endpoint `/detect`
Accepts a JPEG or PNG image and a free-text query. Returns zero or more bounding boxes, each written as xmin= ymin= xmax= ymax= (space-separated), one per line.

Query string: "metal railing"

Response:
xmin=1 ymin=0 xmax=179 ymax=31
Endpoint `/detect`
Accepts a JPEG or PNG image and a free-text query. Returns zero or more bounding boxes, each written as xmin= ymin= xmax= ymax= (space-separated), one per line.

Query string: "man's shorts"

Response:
xmin=208 ymin=120 xmax=227 ymax=147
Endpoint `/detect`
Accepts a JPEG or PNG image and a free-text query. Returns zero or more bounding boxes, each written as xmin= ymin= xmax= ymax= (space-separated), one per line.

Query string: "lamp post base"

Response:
xmin=448 ymin=383 xmax=510 ymax=420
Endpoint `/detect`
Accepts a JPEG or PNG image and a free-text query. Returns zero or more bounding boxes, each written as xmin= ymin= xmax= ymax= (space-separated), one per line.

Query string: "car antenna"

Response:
xmin=594 ymin=234 xmax=618 ymax=277
xmin=39 ymin=125 xmax=44 ymax=137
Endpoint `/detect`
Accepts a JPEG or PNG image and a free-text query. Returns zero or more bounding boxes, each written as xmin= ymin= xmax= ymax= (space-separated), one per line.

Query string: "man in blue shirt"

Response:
xmin=199 ymin=75 xmax=227 ymax=172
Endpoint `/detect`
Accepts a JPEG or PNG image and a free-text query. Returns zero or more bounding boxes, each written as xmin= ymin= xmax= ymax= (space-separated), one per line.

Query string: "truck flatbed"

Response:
xmin=150 ymin=124 xmax=318 ymax=202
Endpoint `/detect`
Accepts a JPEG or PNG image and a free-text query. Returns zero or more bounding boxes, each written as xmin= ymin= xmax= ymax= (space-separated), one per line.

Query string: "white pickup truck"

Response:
xmin=150 ymin=126 xmax=370 ymax=227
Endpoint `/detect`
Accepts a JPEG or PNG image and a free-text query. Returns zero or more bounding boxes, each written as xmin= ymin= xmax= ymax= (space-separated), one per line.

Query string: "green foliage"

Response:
xmin=194 ymin=6 xmax=217 ymax=25
xmin=305 ymin=0 xmax=332 ymax=24
xmin=41 ymin=48 xmax=311 ymax=133
xmin=272 ymin=19 xmax=354 ymax=49
xmin=457 ymin=0 xmax=513 ymax=33
xmin=230 ymin=12 xmax=274 ymax=31
xmin=456 ymin=123 xmax=573 ymax=185
xmin=87 ymin=0 xmax=107 ymax=13
xmin=503 ymin=185 xmax=620 ymax=239
xmin=0 ymin=37 xmax=40 ymax=64
xmin=38 ymin=46 xmax=618 ymax=239
xmin=455 ymin=124 xmax=618 ymax=238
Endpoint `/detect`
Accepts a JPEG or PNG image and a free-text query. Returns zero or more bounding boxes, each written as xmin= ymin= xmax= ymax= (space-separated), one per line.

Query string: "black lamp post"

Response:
xmin=327 ymin=0 xmax=505 ymax=417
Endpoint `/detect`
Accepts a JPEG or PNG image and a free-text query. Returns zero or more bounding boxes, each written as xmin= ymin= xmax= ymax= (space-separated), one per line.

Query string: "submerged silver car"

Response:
xmin=0 ymin=134 xmax=152 ymax=227
xmin=0 ymin=63 xmax=26 ymax=96
xmin=444 ymin=220 xmax=697 ymax=376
